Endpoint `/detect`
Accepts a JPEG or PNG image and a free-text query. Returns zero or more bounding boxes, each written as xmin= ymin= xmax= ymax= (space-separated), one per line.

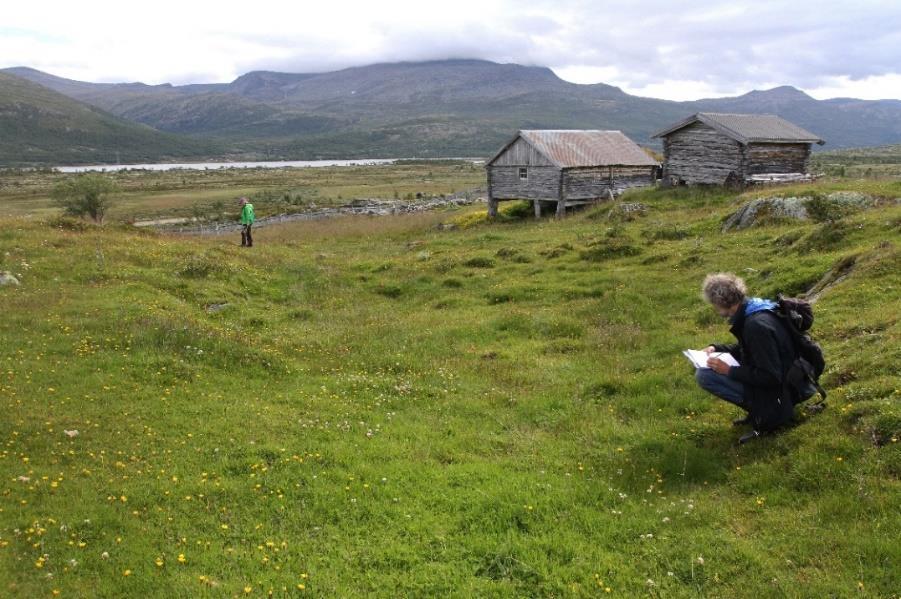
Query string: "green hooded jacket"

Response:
xmin=240 ymin=203 xmax=255 ymax=225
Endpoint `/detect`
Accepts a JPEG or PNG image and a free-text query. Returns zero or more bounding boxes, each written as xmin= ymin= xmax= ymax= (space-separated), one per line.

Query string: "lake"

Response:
xmin=55 ymin=158 xmax=399 ymax=173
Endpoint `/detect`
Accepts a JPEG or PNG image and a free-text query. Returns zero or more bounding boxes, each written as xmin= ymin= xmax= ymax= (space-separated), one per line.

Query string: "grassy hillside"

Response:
xmin=0 ymin=182 xmax=898 ymax=596
xmin=0 ymin=73 xmax=222 ymax=167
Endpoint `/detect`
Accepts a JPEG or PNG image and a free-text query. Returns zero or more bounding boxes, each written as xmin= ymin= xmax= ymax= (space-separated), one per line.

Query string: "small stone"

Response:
xmin=0 ymin=271 xmax=20 ymax=286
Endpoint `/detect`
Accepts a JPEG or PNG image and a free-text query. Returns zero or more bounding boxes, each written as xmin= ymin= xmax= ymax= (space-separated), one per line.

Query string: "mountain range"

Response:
xmin=3 ymin=59 xmax=901 ymax=166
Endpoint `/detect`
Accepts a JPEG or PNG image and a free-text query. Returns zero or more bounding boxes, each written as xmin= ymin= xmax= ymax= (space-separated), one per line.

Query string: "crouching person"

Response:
xmin=696 ymin=272 xmax=796 ymax=444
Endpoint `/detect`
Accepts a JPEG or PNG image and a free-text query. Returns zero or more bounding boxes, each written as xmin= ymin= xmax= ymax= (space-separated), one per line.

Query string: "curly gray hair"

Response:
xmin=701 ymin=272 xmax=747 ymax=308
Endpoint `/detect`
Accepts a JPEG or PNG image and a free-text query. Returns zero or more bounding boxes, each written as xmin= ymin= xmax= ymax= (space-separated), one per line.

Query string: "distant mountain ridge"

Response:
xmin=3 ymin=59 xmax=901 ymax=165
xmin=0 ymin=72 xmax=220 ymax=166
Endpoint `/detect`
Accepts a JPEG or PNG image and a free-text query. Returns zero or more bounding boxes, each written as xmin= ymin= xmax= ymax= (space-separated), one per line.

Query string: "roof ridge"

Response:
xmin=698 ymin=112 xmax=779 ymax=117
xmin=652 ymin=112 xmax=824 ymax=144
xmin=521 ymin=129 xmax=624 ymax=133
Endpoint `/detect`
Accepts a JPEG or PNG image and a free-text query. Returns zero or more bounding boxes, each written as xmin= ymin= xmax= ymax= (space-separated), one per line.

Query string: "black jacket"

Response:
xmin=713 ymin=303 xmax=796 ymax=431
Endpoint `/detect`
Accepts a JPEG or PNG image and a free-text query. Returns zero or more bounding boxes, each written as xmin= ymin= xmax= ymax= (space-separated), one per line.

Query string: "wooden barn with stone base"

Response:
xmin=485 ymin=130 xmax=659 ymax=218
xmin=651 ymin=113 xmax=824 ymax=186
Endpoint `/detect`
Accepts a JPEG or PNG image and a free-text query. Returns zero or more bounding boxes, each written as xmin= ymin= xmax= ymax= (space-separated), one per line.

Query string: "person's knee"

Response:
xmin=695 ymin=368 xmax=715 ymax=391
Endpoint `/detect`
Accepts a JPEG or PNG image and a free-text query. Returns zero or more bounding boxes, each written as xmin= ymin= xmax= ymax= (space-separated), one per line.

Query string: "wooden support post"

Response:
xmin=556 ymin=170 xmax=565 ymax=219
xmin=487 ymin=196 xmax=498 ymax=218
xmin=555 ymin=199 xmax=566 ymax=219
xmin=533 ymin=200 xmax=541 ymax=219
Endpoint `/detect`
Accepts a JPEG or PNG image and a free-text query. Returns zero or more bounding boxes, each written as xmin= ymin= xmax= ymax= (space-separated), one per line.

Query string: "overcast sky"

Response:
xmin=2 ymin=0 xmax=899 ymax=101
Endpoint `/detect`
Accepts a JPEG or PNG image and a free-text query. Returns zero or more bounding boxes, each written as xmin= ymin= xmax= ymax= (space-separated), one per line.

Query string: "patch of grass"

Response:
xmin=794 ymin=220 xmax=851 ymax=252
xmin=463 ymin=256 xmax=495 ymax=268
xmin=0 ymin=176 xmax=898 ymax=597
xmin=579 ymin=239 xmax=642 ymax=262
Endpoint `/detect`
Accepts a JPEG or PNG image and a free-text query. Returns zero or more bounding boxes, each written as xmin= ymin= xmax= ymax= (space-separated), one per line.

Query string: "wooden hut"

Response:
xmin=651 ymin=113 xmax=825 ymax=186
xmin=485 ymin=130 xmax=659 ymax=218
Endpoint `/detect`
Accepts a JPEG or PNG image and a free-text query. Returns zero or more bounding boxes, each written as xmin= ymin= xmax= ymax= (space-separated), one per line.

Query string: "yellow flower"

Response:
xmin=123 ymin=569 xmax=132 ymax=576
xmin=177 ymin=553 xmax=186 ymax=563
xmin=155 ymin=557 xmax=164 ymax=567
xmin=297 ymin=583 xmax=306 ymax=590
xmin=244 ymin=586 xmax=252 ymax=593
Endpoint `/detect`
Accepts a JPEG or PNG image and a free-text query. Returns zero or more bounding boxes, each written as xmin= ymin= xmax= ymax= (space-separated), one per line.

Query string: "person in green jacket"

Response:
xmin=238 ymin=197 xmax=255 ymax=247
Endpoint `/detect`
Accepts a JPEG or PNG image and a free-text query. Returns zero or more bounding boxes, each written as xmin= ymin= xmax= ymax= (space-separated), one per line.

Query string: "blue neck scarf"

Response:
xmin=731 ymin=297 xmax=776 ymax=324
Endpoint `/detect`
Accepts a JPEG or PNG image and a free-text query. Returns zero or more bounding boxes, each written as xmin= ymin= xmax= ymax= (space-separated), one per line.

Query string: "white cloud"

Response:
xmin=805 ymin=74 xmax=901 ymax=101
xmin=1 ymin=0 xmax=899 ymax=100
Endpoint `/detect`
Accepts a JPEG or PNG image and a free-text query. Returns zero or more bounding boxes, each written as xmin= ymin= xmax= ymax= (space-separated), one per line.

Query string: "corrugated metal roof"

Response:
xmin=488 ymin=130 xmax=659 ymax=167
xmin=651 ymin=113 xmax=825 ymax=144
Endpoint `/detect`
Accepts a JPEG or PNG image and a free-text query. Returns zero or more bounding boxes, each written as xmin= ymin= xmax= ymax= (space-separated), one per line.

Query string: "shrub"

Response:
xmin=52 ymin=173 xmax=118 ymax=224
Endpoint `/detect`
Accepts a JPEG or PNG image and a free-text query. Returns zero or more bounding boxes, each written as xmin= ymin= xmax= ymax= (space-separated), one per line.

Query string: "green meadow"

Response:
xmin=0 ymin=162 xmax=484 ymax=222
xmin=0 ymin=174 xmax=899 ymax=597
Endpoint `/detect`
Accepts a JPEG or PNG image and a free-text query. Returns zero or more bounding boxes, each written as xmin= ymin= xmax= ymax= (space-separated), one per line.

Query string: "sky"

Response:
xmin=2 ymin=0 xmax=900 ymax=101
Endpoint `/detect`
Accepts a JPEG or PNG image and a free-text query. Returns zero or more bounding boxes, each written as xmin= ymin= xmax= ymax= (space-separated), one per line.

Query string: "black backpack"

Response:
xmin=774 ymin=295 xmax=827 ymax=405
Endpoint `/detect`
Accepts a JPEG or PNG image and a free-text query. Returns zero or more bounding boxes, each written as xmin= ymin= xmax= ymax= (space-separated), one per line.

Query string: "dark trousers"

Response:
xmin=695 ymin=368 xmax=747 ymax=410
xmin=241 ymin=224 xmax=253 ymax=247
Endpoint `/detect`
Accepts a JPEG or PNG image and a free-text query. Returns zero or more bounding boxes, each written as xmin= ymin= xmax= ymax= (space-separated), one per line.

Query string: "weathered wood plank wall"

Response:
xmin=489 ymin=138 xmax=555 ymax=167
xmin=743 ymin=143 xmax=811 ymax=175
xmin=488 ymin=166 xmax=561 ymax=200
xmin=562 ymin=166 xmax=656 ymax=199
xmin=663 ymin=123 xmax=814 ymax=184
xmin=662 ymin=122 xmax=742 ymax=184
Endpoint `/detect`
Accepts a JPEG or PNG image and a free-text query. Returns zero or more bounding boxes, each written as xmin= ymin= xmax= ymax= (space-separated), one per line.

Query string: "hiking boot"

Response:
xmin=738 ymin=430 xmax=761 ymax=445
